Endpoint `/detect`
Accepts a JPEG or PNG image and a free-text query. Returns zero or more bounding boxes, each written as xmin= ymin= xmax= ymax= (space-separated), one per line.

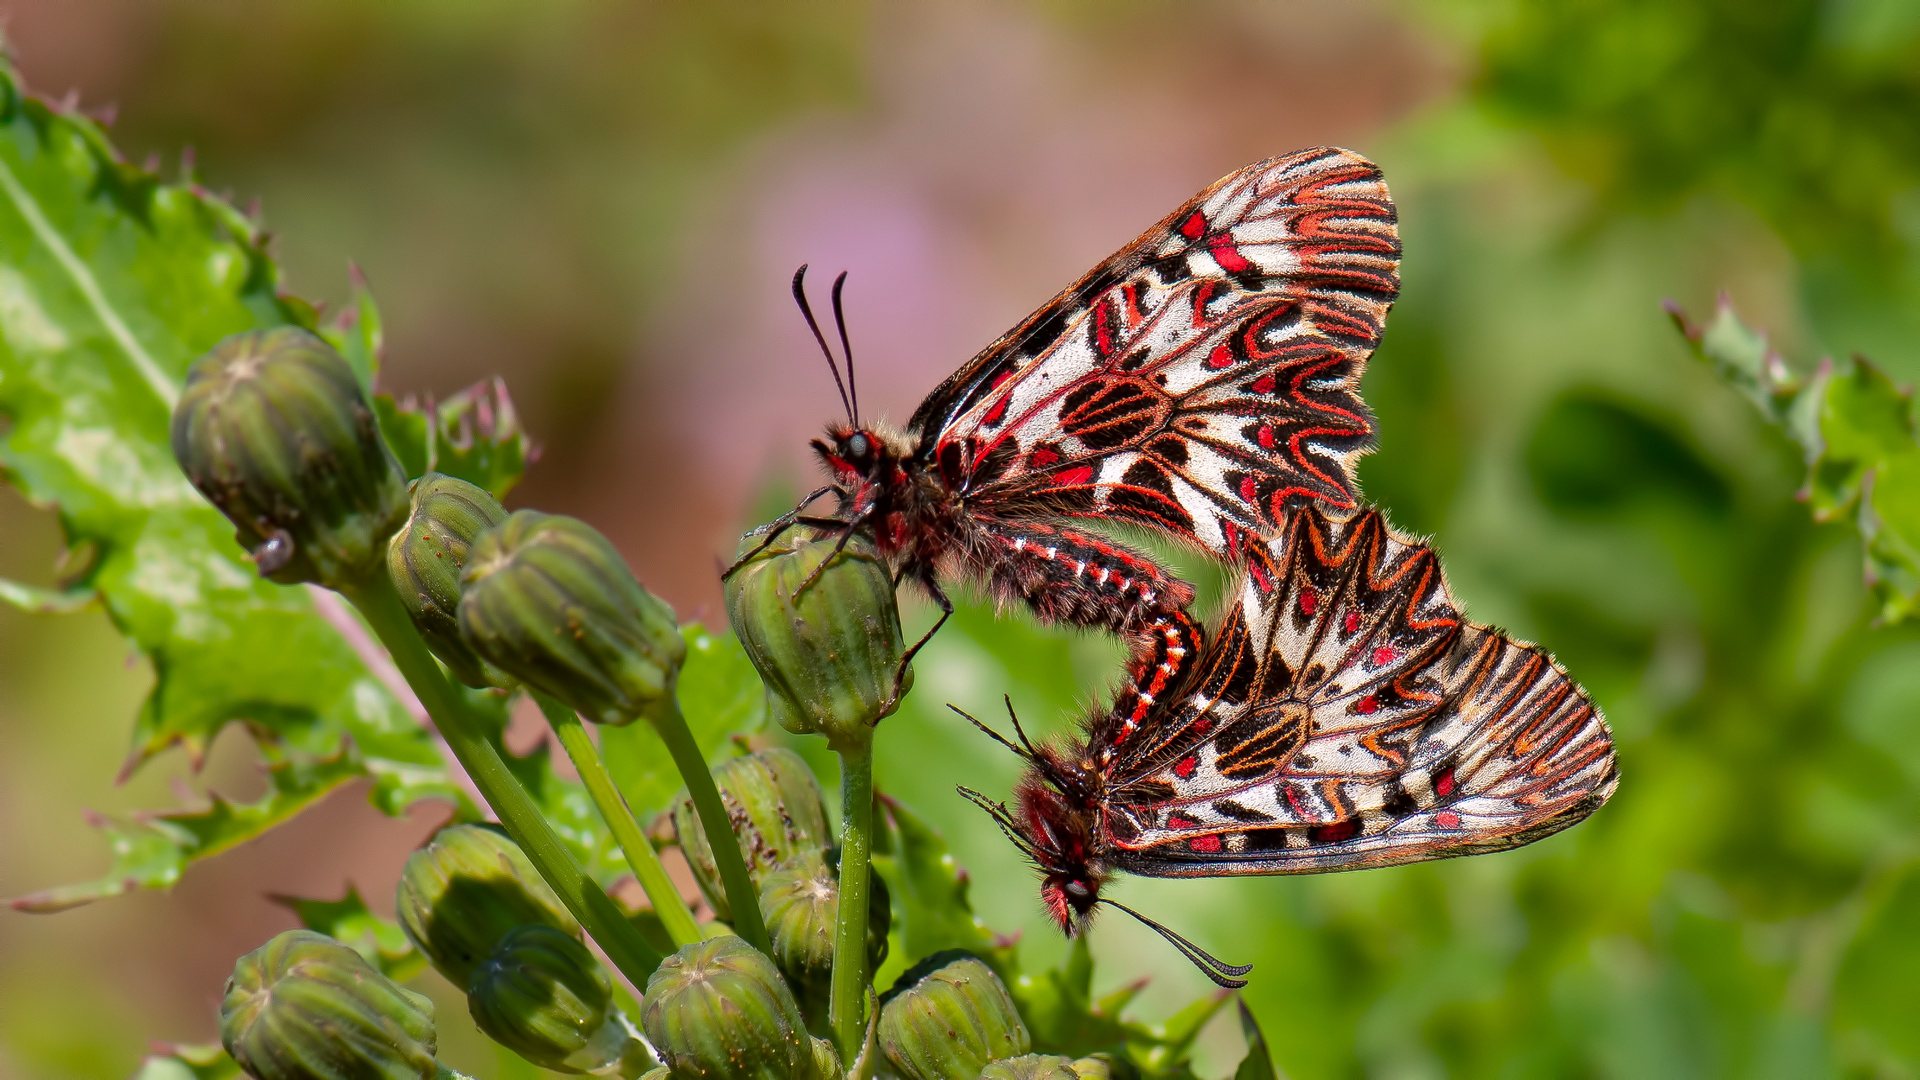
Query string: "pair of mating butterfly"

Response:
xmin=735 ymin=148 xmax=1618 ymax=988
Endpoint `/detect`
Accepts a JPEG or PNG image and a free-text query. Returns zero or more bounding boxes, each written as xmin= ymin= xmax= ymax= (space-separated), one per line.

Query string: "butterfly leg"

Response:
xmin=889 ymin=567 xmax=952 ymax=712
xmin=722 ymin=485 xmax=834 ymax=579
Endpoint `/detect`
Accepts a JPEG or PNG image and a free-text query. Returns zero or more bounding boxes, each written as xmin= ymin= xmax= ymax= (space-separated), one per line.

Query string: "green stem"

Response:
xmin=340 ymin=573 xmax=662 ymax=986
xmin=829 ymin=735 xmax=875 ymax=1060
xmin=533 ymin=691 xmax=702 ymax=948
xmin=648 ymin=697 xmax=772 ymax=952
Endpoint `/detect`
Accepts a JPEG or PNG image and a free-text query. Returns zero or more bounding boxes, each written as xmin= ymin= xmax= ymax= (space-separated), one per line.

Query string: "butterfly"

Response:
xmin=735 ymin=148 xmax=1400 ymax=726
xmin=959 ymin=501 xmax=1619 ymax=987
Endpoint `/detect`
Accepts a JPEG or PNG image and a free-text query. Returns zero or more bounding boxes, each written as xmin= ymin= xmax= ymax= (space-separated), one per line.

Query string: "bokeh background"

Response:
xmin=6 ymin=1 xmax=1920 ymax=1076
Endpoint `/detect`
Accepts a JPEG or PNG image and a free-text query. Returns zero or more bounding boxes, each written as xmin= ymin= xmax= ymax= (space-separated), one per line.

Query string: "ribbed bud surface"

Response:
xmin=172 ymin=327 xmax=408 ymax=587
xmin=395 ymin=824 xmax=578 ymax=986
xmin=878 ymin=952 xmax=1029 ymax=1080
xmin=670 ymin=748 xmax=828 ymax=920
xmin=220 ymin=930 xmax=437 ymax=1080
xmin=387 ymin=473 xmax=509 ymax=687
xmin=641 ymin=936 xmax=813 ymax=1080
xmin=724 ymin=531 xmax=909 ymax=743
xmin=758 ymin=849 xmax=890 ymax=1024
xmin=467 ymin=924 xmax=615 ymax=1073
xmin=460 ymin=511 xmax=685 ymax=725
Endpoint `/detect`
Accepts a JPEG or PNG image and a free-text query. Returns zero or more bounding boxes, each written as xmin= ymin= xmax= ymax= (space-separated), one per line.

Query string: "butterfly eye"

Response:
xmin=1064 ymin=880 xmax=1092 ymax=899
xmin=846 ymin=433 xmax=871 ymax=460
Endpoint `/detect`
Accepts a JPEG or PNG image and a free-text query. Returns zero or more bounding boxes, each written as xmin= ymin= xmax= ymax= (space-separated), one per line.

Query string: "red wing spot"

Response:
xmin=1434 ymin=769 xmax=1456 ymax=798
xmin=1344 ymin=611 xmax=1361 ymax=635
xmin=1248 ymin=559 xmax=1273 ymax=594
xmin=1371 ymin=647 xmax=1396 ymax=667
xmin=991 ymin=369 xmax=1015 ymax=390
xmin=1173 ymin=755 xmax=1198 ymax=780
xmin=1190 ymin=717 xmax=1213 ymax=735
xmin=1029 ymin=446 xmax=1061 ymax=468
xmin=1436 ymin=811 xmax=1461 ymax=829
xmin=1209 ymin=236 xmax=1253 ymax=274
xmin=1355 ymin=695 xmax=1378 ymax=715
xmin=1257 ymin=424 xmax=1275 ymax=449
xmin=982 ymin=397 xmax=1008 ymax=427
xmin=1251 ymin=374 xmax=1277 ymax=395
xmin=1166 ymin=812 xmax=1200 ymax=829
xmin=1188 ymin=834 xmax=1223 ymax=854
xmin=1299 ymin=589 xmax=1318 ymax=616
xmin=1055 ymin=466 xmax=1094 ymax=487
xmin=1282 ymin=787 xmax=1309 ymax=815
xmin=1309 ymin=819 xmax=1361 ymax=845
xmin=1206 ymin=345 xmax=1234 ymax=369
xmin=1239 ymin=477 xmax=1259 ymax=502
xmin=1179 ymin=211 xmax=1208 ymax=240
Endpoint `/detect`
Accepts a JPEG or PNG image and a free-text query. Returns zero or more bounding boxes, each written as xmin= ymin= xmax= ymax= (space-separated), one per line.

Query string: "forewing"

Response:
xmin=1102 ymin=506 xmax=1617 ymax=873
xmin=915 ymin=148 xmax=1399 ymax=559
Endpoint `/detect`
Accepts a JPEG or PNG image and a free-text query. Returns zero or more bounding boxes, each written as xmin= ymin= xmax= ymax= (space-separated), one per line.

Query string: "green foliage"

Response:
xmin=133 ymin=1043 xmax=242 ymax=1080
xmin=1673 ymin=296 xmax=1920 ymax=621
xmin=273 ymin=886 xmax=426 ymax=984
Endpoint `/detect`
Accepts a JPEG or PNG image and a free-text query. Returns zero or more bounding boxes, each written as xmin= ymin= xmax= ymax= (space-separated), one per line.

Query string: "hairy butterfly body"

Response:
xmin=961 ymin=502 xmax=1618 ymax=985
xmin=759 ymin=148 xmax=1401 ymax=723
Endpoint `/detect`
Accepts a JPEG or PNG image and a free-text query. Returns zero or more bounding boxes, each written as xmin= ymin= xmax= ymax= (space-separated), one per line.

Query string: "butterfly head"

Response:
xmin=813 ymin=422 xmax=912 ymax=487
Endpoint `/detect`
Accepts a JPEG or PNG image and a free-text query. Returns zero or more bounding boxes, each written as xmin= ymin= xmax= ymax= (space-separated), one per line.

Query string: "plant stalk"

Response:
xmin=533 ymin=690 xmax=702 ymax=948
xmin=340 ymin=572 xmax=662 ymax=986
xmin=829 ymin=735 xmax=875 ymax=1060
xmin=646 ymin=697 xmax=772 ymax=952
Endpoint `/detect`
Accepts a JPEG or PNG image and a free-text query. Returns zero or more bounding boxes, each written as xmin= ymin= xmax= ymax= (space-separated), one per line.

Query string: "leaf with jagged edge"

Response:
xmin=1671 ymin=297 xmax=1920 ymax=622
xmin=870 ymin=794 xmax=1017 ymax=989
xmin=133 ymin=1043 xmax=242 ymax=1080
xmin=0 ymin=56 xmax=465 ymax=908
xmin=272 ymin=885 xmax=426 ymax=983
xmin=376 ymin=375 xmax=536 ymax=501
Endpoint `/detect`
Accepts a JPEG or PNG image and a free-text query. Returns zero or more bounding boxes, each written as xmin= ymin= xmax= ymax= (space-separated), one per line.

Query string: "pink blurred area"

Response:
xmin=0 ymin=1 xmax=1448 ymax=1074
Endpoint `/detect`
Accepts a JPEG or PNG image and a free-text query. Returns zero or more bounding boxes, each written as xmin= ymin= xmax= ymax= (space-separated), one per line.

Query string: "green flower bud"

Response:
xmin=220 ymin=929 xmax=437 ymax=1080
xmin=725 ymin=530 xmax=910 ymax=743
xmin=465 ymin=924 xmax=653 ymax=1075
xmin=808 ymin=1038 xmax=843 ymax=1080
xmin=395 ymin=824 xmax=578 ymax=987
xmin=670 ymin=748 xmax=829 ymax=920
xmin=877 ymin=951 xmax=1029 ymax=1080
xmin=979 ymin=1057 xmax=1081 ymax=1080
xmin=172 ymin=327 xmax=408 ymax=587
xmin=641 ymin=936 xmax=812 ymax=1080
xmin=758 ymin=849 xmax=890 ymax=1024
xmin=459 ymin=511 xmax=685 ymax=725
xmin=1067 ymin=1055 xmax=1122 ymax=1080
xmin=387 ymin=473 xmax=510 ymax=688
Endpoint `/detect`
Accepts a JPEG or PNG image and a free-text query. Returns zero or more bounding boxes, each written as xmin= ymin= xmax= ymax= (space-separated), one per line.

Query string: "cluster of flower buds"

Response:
xmin=726 ymin=530 xmax=910 ymax=746
xmin=220 ymin=930 xmax=441 ymax=1080
xmin=877 ymin=952 xmax=1029 ymax=1080
xmin=387 ymin=473 xmax=511 ymax=688
xmin=669 ymin=748 xmax=829 ymax=920
xmin=172 ymin=327 xmax=409 ymax=588
xmin=396 ymin=825 xmax=654 ymax=1076
xmin=641 ymin=936 xmax=841 ymax=1080
xmin=758 ymin=847 xmax=891 ymax=1025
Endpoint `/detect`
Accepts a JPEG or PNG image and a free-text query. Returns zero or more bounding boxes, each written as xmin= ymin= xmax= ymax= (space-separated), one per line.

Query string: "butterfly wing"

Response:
xmin=1102 ymin=506 xmax=1617 ymax=874
xmin=911 ymin=148 xmax=1400 ymax=559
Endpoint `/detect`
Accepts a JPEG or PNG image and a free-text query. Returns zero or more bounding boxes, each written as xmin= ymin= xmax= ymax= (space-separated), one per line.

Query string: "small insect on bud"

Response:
xmin=468 ymin=924 xmax=648 ymax=1075
xmin=172 ymin=327 xmax=409 ymax=588
xmin=459 ymin=511 xmax=685 ymax=726
xmin=877 ymin=951 xmax=1030 ymax=1080
xmin=641 ymin=936 xmax=815 ymax=1080
xmin=395 ymin=824 xmax=579 ymax=987
xmin=669 ymin=748 xmax=829 ymax=921
xmin=725 ymin=530 xmax=910 ymax=745
xmin=758 ymin=848 xmax=891 ymax=1024
xmin=220 ymin=929 xmax=438 ymax=1080
xmin=387 ymin=473 xmax=511 ymax=688
xmin=978 ymin=1056 xmax=1083 ymax=1080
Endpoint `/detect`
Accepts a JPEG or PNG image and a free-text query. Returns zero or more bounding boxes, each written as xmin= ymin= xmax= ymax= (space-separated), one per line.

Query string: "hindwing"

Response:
xmin=913 ymin=148 xmax=1400 ymax=559
xmin=1101 ymin=504 xmax=1617 ymax=872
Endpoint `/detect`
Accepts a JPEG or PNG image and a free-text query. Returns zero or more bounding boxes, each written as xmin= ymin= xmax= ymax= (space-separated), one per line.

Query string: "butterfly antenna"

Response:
xmin=956 ymin=785 xmax=1039 ymax=859
xmin=1098 ymin=898 xmax=1252 ymax=989
xmin=830 ymin=270 xmax=858 ymax=425
xmin=792 ymin=264 xmax=853 ymax=424
xmin=948 ymin=704 xmax=1032 ymax=761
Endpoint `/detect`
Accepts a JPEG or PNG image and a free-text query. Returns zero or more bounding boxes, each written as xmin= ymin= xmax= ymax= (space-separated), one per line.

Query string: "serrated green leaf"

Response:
xmin=870 ymin=794 xmax=1014 ymax=986
xmin=600 ymin=624 xmax=766 ymax=822
xmin=272 ymin=885 xmax=426 ymax=983
xmin=0 ymin=58 xmax=456 ymax=906
xmin=375 ymin=376 xmax=533 ymax=500
xmin=1231 ymin=1001 xmax=1279 ymax=1080
xmin=1811 ymin=358 xmax=1916 ymax=516
xmin=134 ymin=1043 xmax=242 ymax=1080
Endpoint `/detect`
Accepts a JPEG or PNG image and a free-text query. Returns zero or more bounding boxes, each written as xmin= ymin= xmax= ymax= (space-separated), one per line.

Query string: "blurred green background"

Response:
xmin=5 ymin=0 xmax=1920 ymax=1076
